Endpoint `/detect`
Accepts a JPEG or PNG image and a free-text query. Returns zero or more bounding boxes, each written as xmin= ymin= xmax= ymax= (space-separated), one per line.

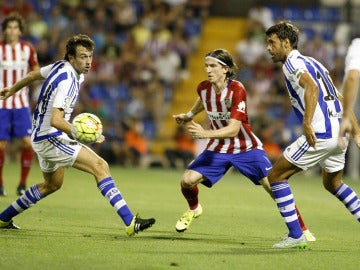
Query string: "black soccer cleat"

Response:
xmin=125 ymin=215 xmax=155 ymax=236
xmin=0 ymin=185 xmax=6 ymax=196
xmin=0 ymin=219 xmax=21 ymax=229
xmin=17 ymin=184 xmax=26 ymax=196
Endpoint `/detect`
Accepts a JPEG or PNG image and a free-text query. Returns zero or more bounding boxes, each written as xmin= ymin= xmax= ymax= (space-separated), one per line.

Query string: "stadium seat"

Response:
xmin=304 ymin=7 xmax=321 ymax=22
xmin=283 ymin=6 xmax=304 ymax=21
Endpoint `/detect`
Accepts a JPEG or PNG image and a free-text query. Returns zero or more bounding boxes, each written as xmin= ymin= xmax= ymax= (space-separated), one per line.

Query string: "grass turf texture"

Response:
xmin=0 ymin=162 xmax=359 ymax=270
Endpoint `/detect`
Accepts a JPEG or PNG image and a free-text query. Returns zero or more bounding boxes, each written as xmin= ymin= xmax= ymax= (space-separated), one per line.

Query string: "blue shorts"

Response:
xmin=188 ymin=149 xmax=272 ymax=187
xmin=0 ymin=108 xmax=32 ymax=140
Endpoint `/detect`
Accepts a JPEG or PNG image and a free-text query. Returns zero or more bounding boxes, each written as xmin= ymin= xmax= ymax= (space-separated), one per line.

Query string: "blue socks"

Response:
xmin=97 ymin=177 xmax=134 ymax=226
xmin=0 ymin=185 xmax=45 ymax=222
xmin=271 ymin=182 xmax=303 ymax=239
xmin=334 ymin=183 xmax=360 ymax=222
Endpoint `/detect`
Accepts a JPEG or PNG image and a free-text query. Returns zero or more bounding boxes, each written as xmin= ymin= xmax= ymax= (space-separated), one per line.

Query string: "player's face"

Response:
xmin=70 ymin=46 xmax=93 ymax=74
xmin=205 ymin=58 xmax=228 ymax=83
xmin=266 ymin=33 xmax=287 ymax=63
xmin=4 ymin=21 xmax=22 ymax=44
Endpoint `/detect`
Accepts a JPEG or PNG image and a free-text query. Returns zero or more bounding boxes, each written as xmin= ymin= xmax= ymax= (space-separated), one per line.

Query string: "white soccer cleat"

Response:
xmin=273 ymin=234 xmax=308 ymax=249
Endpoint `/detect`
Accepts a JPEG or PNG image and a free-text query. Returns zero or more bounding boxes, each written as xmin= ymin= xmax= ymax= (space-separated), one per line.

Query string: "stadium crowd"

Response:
xmin=1 ymin=0 xmax=357 ymax=174
xmin=1 ymin=0 xmax=209 ymax=165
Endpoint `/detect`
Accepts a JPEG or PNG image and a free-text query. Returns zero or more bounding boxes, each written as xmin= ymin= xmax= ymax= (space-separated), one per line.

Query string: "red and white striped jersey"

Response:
xmin=198 ymin=79 xmax=263 ymax=154
xmin=0 ymin=40 xmax=38 ymax=109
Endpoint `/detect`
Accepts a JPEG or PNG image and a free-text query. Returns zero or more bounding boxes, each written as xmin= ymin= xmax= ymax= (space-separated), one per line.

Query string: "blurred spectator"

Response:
xmin=154 ymin=45 xmax=181 ymax=101
xmin=124 ymin=117 xmax=149 ymax=166
xmin=247 ymin=0 xmax=274 ymax=30
xmin=165 ymin=125 xmax=196 ymax=169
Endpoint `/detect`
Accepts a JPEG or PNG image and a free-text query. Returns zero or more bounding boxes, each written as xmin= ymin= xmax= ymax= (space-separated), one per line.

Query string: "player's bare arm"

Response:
xmin=342 ymin=69 xmax=360 ymax=118
xmin=336 ymin=91 xmax=360 ymax=148
xmin=0 ymin=69 xmax=44 ymax=99
xmin=188 ymin=119 xmax=241 ymax=139
xmin=51 ymin=108 xmax=105 ymax=143
xmin=173 ymin=97 xmax=204 ymax=124
xmin=299 ymin=72 xmax=318 ymax=147
xmin=51 ymin=108 xmax=73 ymax=136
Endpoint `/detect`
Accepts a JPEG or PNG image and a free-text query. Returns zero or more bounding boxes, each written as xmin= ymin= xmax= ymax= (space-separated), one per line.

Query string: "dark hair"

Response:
xmin=1 ymin=12 xmax=25 ymax=33
xmin=64 ymin=34 xmax=95 ymax=61
xmin=265 ymin=21 xmax=300 ymax=49
xmin=205 ymin=48 xmax=238 ymax=78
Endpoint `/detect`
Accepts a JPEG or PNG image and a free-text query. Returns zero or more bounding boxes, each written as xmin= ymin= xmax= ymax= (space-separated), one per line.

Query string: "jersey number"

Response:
xmin=316 ymin=70 xmax=337 ymax=101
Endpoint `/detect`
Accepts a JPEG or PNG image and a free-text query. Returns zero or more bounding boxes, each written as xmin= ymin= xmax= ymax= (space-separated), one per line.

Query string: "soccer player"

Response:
xmin=172 ymin=48 xmax=315 ymax=241
xmin=338 ymin=38 xmax=360 ymax=147
xmin=265 ymin=21 xmax=360 ymax=249
xmin=0 ymin=34 xmax=155 ymax=236
xmin=0 ymin=12 xmax=39 ymax=196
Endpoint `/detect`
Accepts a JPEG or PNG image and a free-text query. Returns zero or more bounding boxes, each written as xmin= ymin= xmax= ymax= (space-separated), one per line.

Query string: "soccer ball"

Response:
xmin=71 ymin=113 xmax=103 ymax=144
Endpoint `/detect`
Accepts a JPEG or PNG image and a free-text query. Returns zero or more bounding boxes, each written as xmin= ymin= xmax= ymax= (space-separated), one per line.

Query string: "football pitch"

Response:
xmin=0 ymin=162 xmax=359 ymax=270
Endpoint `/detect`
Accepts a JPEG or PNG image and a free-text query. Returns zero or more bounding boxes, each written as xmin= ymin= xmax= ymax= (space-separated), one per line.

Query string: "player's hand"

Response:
xmin=338 ymin=116 xmax=352 ymax=149
xmin=303 ymin=123 xmax=317 ymax=148
xmin=173 ymin=113 xmax=192 ymax=125
xmin=352 ymin=133 xmax=360 ymax=149
xmin=96 ymin=134 xmax=105 ymax=143
xmin=187 ymin=121 xmax=206 ymax=139
xmin=0 ymin=87 xmax=11 ymax=100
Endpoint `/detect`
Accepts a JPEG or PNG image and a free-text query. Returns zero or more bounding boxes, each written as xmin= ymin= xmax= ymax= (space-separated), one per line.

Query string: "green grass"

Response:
xmin=0 ymin=162 xmax=359 ymax=270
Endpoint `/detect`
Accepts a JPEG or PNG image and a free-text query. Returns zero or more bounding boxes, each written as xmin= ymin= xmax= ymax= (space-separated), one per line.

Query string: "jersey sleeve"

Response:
xmin=230 ymin=82 xmax=247 ymax=121
xmin=40 ymin=64 xmax=54 ymax=78
xmin=345 ymin=38 xmax=360 ymax=73
xmin=52 ymin=74 xmax=72 ymax=111
xmin=283 ymin=55 xmax=306 ymax=86
xmin=26 ymin=42 xmax=39 ymax=68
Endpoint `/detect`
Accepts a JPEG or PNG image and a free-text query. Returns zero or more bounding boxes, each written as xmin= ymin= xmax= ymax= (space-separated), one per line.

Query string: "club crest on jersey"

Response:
xmin=63 ymin=96 xmax=72 ymax=109
xmin=224 ymin=98 xmax=231 ymax=109
xmin=291 ymin=68 xmax=303 ymax=80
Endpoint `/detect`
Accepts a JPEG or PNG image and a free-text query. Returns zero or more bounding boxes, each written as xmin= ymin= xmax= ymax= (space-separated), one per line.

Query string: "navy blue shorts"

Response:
xmin=188 ymin=149 xmax=272 ymax=187
xmin=0 ymin=108 xmax=32 ymax=140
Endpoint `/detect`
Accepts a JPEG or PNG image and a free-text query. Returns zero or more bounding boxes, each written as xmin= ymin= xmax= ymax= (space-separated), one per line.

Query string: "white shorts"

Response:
xmin=283 ymin=135 xmax=347 ymax=173
xmin=32 ymin=135 xmax=83 ymax=173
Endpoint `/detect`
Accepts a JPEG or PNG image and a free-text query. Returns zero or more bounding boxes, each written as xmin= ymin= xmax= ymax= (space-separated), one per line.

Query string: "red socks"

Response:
xmin=19 ymin=148 xmax=34 ymax=186
xmin=295 ymin=205 xmax=308 ymax=231
xmin=0 ymin=150 xmax=4 ymax=185
xmin=181 ymin=185 xmax=199 ymax=210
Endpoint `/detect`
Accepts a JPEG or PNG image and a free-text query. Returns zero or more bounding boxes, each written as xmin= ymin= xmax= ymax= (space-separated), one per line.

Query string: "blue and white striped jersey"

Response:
xmin=31 ymin=60 xmax=84 ymax=142
xmin=283 ymin=50 xmax=342 ymax=139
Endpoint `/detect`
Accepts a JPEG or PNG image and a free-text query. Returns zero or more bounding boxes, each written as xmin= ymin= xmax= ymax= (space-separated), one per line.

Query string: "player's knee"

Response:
xmin=41 ymin=181 xmax=62 ymax=195
xmin=92 ymin=157 xmax=110 ymax=177
xmin=323 ymin=181 xmax=340 ymax=193
xmin=181 ymin=175 xmax=196 ymax=188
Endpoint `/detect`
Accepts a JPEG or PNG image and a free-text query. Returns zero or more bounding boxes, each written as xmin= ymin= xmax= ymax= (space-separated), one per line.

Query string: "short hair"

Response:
xmin=205 ymin=48 xmax=238 ymax=78
xmin=1 ymin=12 xmax=25 ymax=33
xmin=265 ymin=21 xmax=300 ymax=49
xmin=64 ymin=34 xmax=95 ymax=61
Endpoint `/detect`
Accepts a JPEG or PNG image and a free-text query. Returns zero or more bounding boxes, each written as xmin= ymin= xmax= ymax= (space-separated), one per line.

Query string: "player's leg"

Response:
xmin=259 ymin=176 xmax=316 ymax=240
xmin=17 ymin=136 xmax=34 ymax=195
xmin=0 ymin=140 xmax=7 ymax=196
xmin=73 ymin=145 xmax=155 ymax=235
xmin=322 ymin=169 xmax=360 ymax=222
xmin=13 ymin=108 xmax=34 ymax=196
xmin=175 ymin=169 xmax=204 ymax=232
xmin=0 ymin=168 xmax=63 ymax=229
xmin=267 ymin=155 xmax=307 ymax=248
xmin=0 ymin=109 xmax=11 ymax=196
xmin=176 ymin=151 xmax=229 ymax=232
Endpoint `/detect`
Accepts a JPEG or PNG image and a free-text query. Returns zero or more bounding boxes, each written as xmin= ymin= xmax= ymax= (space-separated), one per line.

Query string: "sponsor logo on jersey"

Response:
xmin=207 ymin=111 xmax=230 ymax=120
